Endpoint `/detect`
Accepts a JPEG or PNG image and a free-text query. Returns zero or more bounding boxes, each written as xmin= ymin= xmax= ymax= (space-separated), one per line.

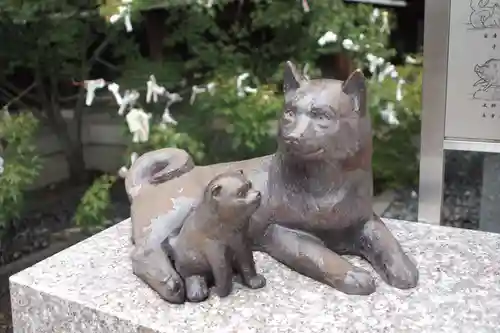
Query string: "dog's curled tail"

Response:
xmin=125 ymin=148 xmax=195 ymax=201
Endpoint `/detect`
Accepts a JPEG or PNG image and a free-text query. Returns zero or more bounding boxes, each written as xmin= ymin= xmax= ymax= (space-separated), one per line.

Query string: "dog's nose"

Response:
xmin=283 ymin=136 xmax=299 ymax=145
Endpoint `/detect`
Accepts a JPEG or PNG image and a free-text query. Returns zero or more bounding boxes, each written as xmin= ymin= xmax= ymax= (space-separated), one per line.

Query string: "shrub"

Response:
xmin=73 ymin=174 xmax=117 ymax=233
xmin=0 ymin=112 xmax=41 ymax=238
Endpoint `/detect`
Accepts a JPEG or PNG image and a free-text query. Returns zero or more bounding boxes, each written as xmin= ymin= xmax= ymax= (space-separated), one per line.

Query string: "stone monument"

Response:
xmin=127 ymin=61 xmax=419 ymax=304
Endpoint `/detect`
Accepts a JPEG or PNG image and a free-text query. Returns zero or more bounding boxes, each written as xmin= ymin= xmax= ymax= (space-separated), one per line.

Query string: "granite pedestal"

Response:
xmin=10 ymin=219 xmax=500 ymax=333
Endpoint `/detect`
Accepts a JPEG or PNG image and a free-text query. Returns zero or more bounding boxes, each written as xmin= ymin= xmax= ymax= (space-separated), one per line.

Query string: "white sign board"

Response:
xmin=445 ymin=0 xmax=500 ymax=141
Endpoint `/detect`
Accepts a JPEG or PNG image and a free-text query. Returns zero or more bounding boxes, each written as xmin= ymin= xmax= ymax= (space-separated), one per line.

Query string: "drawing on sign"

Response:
xmin=468 ymin=0 xmax=500 ymax=29
xmin=472 ymin=58 xmax=500 ymax=101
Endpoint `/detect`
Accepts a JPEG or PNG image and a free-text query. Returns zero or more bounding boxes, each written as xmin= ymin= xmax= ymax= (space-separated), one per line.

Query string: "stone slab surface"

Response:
xmin=10 ymin=219 xmax=500 ymax=333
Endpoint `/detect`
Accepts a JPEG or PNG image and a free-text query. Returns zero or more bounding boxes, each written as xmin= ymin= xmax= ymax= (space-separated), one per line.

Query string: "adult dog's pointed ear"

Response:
xmin=342 ymin=69 xmax=367 ymax=116
xmin=283 ymin=61 xmax=302 ymax=96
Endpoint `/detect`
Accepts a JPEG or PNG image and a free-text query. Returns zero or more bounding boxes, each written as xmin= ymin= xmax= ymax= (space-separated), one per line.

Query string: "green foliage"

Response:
xmin=115 ymin=0 xmax=420 ymax=189
xmin=0 ymin=112 xmax=41 ymax=236
xmin=73 ymin=174 xmax=116 ymax=233
xmin=180 ymin=76 xmax=281 ymax=163
xmin=368 ymin=57 xmax=423 ymax=189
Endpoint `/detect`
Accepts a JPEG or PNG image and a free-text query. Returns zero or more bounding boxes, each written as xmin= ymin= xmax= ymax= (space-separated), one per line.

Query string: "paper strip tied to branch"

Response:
xmin=126 ymin=108 xmax=151 ymax=143
xmin=84 ymin=79 xmax=107 ymax=106
xmin=107 ymin=83 xmax=123 ymax=105
xmin=109 ymin=0 xmax=133 ymax=32
xmin=161 ymin=92 xmax=183 ymax=126
xmin=190 ymin=82 xmax=216 ymax=104
xmin=118 ymin=89 xmax=140 ymax=115
xmin=118 ymin=152 xmax=138 ymax=179
xmin=146 ymin=75 xmax=166 ymax=103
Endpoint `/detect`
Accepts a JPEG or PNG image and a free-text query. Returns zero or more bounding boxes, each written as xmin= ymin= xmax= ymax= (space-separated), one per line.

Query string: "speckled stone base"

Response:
xmin=10 ymin=219 xmax=500 ymax=333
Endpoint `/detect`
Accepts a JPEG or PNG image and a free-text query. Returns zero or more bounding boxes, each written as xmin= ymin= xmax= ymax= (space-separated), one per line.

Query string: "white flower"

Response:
xmin=396 ymin=79 xmax=405 ymax=101
xmin=370 ymin=8 xmax=380 ymax=22
xmin=380 ymin=102 xmax=399 ymax=126
xmin=318 ymin=31 xmax=338 ymax=46
xmin=359 ymin=33 xmax=365 ymax=40
xmin=0 ymin=156 xmax=3 ymax=175
xmin=342 ymin=39 xmax=354 ymax=50
xmin=381 ymin=11 xmax=390 ymax=33
xmin=405 ymin=55 xmax=418 ymax=64
xmin=366 ymin=53 xmax=385 ymax=74
xmin=378 ymin=63 xmax=398 ymax=82
xmin=237 ymin=73 xmax=257 ymax=97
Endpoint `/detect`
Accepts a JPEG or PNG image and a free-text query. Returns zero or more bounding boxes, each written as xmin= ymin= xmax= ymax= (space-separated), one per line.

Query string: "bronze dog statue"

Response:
xmin=164 ymin=170 xmax=266 ymax=301
xmin=128 ymin=61 xmax=419 ymax=303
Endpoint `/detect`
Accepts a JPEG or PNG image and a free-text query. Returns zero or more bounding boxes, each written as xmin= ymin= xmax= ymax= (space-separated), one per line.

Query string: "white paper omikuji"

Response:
xmin=126 ymin=108 xmax=151 ymax=143
xmin=118 ymin=152 xmax=139 ymax=178
xmin=160 ymin=91 xmax=183 ymax=126
xmin=107 ymin=83 xmax=123 ymax=105
xmin=146 ymin=75 xmax=166 ymax=103
xmin=161 ymin=108 xmax=178 ymax=125
xmin=301 ymin=0 xmax=310 ymax=12
xmin=84 ymin=79 xmax=107 ymax=106
xmin=190 ymin=85 xmax=207 ymax=104
xmin=109 ymin=0 xmax=133 ymax=32
xmin=118 ymin=90 xmax=140 ymax=115
xmin=366 ymin=53 xmax=385 ymax=74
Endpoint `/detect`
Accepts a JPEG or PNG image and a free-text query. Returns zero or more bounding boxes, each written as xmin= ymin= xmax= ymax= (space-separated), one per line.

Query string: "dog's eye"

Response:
xmin=284 ymin=108 xmax=295 ymax=117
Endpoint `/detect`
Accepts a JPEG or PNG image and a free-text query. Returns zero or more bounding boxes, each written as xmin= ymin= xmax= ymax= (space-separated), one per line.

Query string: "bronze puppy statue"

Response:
xmin=127 ymin=61 xmax=419 ymax=304
xmin=163 ymin=170 xmax=266 ymax=301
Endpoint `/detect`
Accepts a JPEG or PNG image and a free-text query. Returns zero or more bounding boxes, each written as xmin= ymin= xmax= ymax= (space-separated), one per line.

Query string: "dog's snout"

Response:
xmin=283 ymin=135 xmax=300 ymax=145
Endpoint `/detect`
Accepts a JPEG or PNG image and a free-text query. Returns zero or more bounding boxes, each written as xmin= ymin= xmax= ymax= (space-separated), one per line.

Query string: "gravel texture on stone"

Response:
xmin=10 ymin=219 xmax=500 ymax=333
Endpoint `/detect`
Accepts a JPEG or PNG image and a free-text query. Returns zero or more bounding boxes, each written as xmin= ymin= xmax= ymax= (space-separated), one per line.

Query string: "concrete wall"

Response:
xmin=30 ymin=110 xmax=128 ymax=189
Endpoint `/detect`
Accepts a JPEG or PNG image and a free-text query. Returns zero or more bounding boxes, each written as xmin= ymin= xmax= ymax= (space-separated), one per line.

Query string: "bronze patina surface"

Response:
xmin=128 ymin=61 xmax=419 ymax=304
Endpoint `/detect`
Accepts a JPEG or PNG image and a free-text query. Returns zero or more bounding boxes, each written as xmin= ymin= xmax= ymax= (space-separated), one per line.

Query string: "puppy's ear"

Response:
xmin=211 ymin=184 xmax=222 ymax=197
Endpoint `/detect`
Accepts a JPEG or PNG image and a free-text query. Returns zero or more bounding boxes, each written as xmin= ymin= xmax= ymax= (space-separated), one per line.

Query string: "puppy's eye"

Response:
xmin=284 ymin=109 xmax=294 ymax=117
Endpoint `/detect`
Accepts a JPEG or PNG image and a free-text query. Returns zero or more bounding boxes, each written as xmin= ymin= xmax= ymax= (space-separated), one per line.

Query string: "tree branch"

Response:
xmin=1 ymin=82 xmax=36 ymax=110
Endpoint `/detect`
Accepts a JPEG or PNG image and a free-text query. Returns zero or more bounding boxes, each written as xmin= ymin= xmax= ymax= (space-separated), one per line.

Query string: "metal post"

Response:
xmin=417 ymin=0 xmax=451 ymax=224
